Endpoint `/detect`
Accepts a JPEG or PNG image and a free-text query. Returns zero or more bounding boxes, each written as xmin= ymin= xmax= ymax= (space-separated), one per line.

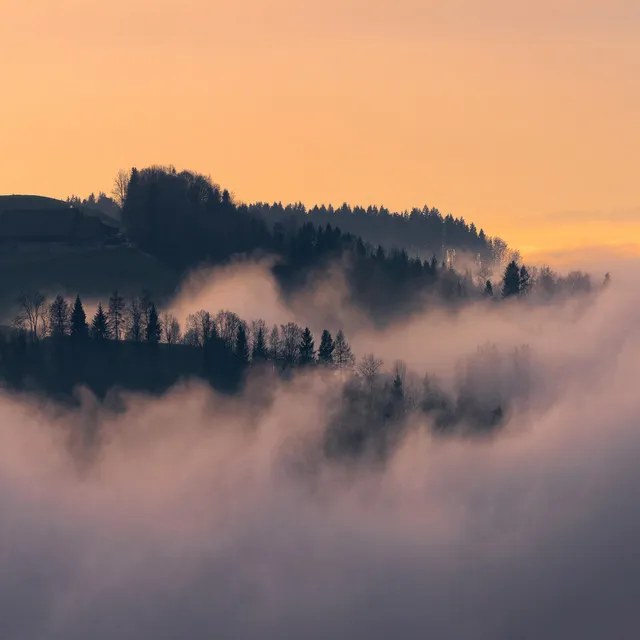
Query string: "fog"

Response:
xmin=1 ymin=259 xmax=640 ymax=639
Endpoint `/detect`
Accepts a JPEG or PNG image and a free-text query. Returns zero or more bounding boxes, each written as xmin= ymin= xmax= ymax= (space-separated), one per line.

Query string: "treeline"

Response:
xmin=0 ymin=289 xmax=536 ymax=459
xmin=120 ymin=166 xmax=528 ymax=320
xmin=246 ymin=201 xmax=500 ymax=263
xmin=118 ymin=166 xmax=600 ymax=321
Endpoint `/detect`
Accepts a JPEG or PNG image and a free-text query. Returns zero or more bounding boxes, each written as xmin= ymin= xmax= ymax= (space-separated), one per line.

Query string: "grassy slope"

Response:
xmin=0 ymin=245 xmax=180 ymax=320
xmin=0 ymin=194 xmax=120 ymax=227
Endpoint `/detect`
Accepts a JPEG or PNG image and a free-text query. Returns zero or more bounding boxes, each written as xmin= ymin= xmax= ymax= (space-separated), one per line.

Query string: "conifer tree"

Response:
xmin=251 ymin=325 xmax=268 ymax=361
xmin=48 ymin=295 xmax=70 ymax=338
xmin=235 ymin=324 xmax=250 ymax=365
xmin=318 ymin=329 xmax=335 ymax=365
xmin=70 ymin=295 xmax=89 ymax=340
xmin=108 ymin=290 xmax=126 ymax=340
xmin=519 ymin=265 xmax=530 ymax=296
xmin=501 ymin=261 xmax=521 ymax=298
xmin=298 ymin=327 xmax=316 ymax=365
xmin=145 ymin=303 xmax=161 ymax=345
xmin=333 ymin=330 xmax=355 ymax=369
xmin=91 ymin=303 xmax=110 ymax=341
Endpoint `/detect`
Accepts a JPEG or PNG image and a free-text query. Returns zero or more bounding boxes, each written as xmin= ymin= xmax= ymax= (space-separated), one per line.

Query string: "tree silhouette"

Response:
xmin=251 ymin=322 xmax=268 ymax=361
xmin=91 ymin=303 xmax=110 ymax=341
xmin=318 ymin=329 xmax=335 ymax=365
xmin=298 ymin=327 xmax=316 ymax=365
xmin=111 ymin=168 xmax=130 ymax=208
xmin=501 ymin=261 xmax=521 ymax=298
xmin=357 ymin=353 xmax=384 ymax=393
xmin=161 ymin=313 xmax=181 ymax=344
xmin=235 ymin=323 xmax=250 ymax=365
xmin=48 ymin=295 xmax=70 ymax=338
xmin=126 ymin=297 xmax=143 ymax=342
xmin=519 ymin=265 xmax=530 ymax=297
xmin=145 ymin=304 xmax=161 ymax=345
xmin=484 ymin=280 xmax=494 ymax=297
xmin=334 ymin=330 xmax=355 ymax=369
xmin=108 ymin=291 xmax=125 ymax=341
xmin=15 ymin=291 xmax=47 ymax=341
xmin=70 ymin=295 xmax=89 ymax=340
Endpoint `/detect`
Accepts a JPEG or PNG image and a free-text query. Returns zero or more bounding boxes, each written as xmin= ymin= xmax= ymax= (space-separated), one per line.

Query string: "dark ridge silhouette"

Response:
xmin=120 ymin=165 xmax=587 ymax=322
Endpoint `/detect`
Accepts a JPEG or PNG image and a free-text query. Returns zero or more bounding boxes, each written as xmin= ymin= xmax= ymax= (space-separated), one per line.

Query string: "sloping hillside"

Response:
xmin=0 ymin=194 xmax=120 ymax=228
xmin=0 ymin=244 xmax=180 ymax=322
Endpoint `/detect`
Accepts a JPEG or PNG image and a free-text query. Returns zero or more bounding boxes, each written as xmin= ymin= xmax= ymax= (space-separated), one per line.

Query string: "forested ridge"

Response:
xmin=118 ymin=166 xmax=595 ymax=320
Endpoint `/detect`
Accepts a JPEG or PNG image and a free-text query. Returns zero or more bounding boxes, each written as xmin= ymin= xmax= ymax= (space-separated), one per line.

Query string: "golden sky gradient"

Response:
xmin=1 ymin=0 xmax=639 ymax=259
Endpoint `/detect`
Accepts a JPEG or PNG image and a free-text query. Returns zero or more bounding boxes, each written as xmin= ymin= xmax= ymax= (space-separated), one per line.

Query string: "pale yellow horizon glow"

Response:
xmin=1 ymin=0 xmax=639 ymax=260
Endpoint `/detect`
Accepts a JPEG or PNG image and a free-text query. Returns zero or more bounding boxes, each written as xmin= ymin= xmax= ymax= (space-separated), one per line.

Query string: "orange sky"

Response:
xmin=1 ymin=0 xmax=639 ymax=259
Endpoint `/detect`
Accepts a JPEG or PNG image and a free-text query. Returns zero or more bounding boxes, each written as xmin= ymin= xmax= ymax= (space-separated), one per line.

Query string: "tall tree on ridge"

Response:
xmin=48 ymin=295 xmax=70 ymax=338
xmin=70 ymin=295 xmax=89 ymax=340
xmin=145 ymin=304 xmax=162 ymax=345
xmin=318 ymin=329 xmax=335 ymax=365
xmin=108 ymin=290 xmax=125 ymax=341
xmin=91 ymin=303 xmax=110 ymax=341
xmin=298 ymin=327 xmax=316 ymax=365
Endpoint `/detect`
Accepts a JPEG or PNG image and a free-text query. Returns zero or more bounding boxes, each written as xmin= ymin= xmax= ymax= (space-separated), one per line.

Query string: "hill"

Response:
xmin=0 ymin=244 xmax=179 ymax=321
xmin=0 ymin=194 xmax=120 ymax=229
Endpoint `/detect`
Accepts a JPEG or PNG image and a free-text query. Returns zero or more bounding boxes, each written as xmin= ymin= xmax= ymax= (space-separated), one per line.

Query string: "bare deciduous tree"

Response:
xmin=185 ymin=310 xmax=214 ymax=346
xmin=214 ymin=310 xmax=242 ymax=348
xmin=357 ymin=353 xmax=384 ymax=393
xmin=111 ymin=168 xmax=130 ymax=208
xmin=15 ymin=292 xmax=48 ymax=340
xmin=162 ymin=313 xmax=182 ymax=344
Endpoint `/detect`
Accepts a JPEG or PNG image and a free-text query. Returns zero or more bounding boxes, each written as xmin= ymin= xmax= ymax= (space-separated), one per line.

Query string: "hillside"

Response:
xmin=0 ymin=194 xmax=120 ymax=228
xmin=0 ymin=244 xmax=179 ymax=321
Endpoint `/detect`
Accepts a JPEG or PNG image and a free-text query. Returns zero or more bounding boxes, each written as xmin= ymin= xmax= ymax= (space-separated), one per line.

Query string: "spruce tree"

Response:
xmin=145 ymin=304 xmax=162 ymax=345
xmin=501 ymin=261 xmax=521 ymax=298
xmin=70 ymin=295 xmax=89 ymax=340
xmin=318 ymin=329 xmax=335 ymax=365
xmin=91 ymin=303 xmax=110 ymax=341
xmin=108 ymin=290 xmax=125 ymax=340
xmin=251 ymin=326 xmax=268 ymax=361
xmin=48 ymin=294 xmax=70 ymax=338
xmin=519 ymin=266 xmax=530 ymax=296
xmin=235 ymin=324 xmax=250 ymax=365
xmin=298 ymin=327 xmax=316 ymax=365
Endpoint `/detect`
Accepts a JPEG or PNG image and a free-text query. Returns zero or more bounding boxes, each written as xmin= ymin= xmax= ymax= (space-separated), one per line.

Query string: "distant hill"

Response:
xmin=0 ymin=195 xmax=120 ymax=229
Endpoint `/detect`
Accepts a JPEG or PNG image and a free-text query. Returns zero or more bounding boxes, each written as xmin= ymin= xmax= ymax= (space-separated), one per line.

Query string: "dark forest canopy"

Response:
xmin=118 ymin=165 xmax=592 ymax=321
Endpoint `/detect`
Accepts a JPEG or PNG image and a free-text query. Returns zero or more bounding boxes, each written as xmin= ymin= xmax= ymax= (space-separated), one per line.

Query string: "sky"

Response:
xmin=1 ymin=0 xmax=639 ymax=258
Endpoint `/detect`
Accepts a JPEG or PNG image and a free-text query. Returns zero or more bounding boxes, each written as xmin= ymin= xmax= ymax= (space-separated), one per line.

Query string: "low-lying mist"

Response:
xmin=1 ymin=259 xmax=639 ymax=639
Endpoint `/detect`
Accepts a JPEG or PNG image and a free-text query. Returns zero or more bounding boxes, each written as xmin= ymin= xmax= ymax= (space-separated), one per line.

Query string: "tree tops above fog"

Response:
xmin=115 ymin=165 xmax=598 ymax=321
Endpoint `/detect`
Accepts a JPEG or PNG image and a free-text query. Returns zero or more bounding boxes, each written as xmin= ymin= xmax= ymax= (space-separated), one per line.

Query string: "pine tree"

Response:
xmin=484 ymin=280 xmax=494 ymax=297
xmin=298 ymin=327 xmax=316 ymax=365
xmin=108 ymin=290 xmax=125 ymax=340
xmin=48 ymin=295 xmax=70 ymax=338
xmin=519 ymin=266 xmax=530 ymax=296
xmin=251 ymin=326 xmax=268 ymax=361
xmin=392 ymin=371 xmax=404 ymax=402
xmin=145 ymin=304 xmax=161 ymax=345
xmin=91 ymin=303 xmax=110 ymax=341
xmin=235 ymin=324 xmax=250 ymax=365
xmin=333 ymin=330 xmax=355 ymax=369
xmin=70 ymin=295 xmax=89 ymax=340
xmin=318 ymin=329 xmax=335 ymax=365
xmin=501 ymin=261 xmax=521 ymax=298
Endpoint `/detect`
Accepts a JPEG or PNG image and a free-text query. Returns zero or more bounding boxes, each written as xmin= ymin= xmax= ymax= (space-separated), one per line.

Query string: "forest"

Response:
xmin=0 ymin=165 xmax=607 ymax=459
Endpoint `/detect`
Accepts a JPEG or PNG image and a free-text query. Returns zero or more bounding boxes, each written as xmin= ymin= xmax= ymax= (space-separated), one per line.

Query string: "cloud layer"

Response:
xmin=1 ymin=262 xmax=639 ymax=639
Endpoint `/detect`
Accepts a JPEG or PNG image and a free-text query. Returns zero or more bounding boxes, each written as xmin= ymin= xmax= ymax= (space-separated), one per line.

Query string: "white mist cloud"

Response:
xmin=1 ymin=260 xmax=639 ymax=639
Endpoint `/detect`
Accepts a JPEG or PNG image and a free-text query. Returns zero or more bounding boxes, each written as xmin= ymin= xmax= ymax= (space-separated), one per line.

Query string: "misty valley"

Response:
xmin=0 ymin=166 xmax=636 ymax=640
